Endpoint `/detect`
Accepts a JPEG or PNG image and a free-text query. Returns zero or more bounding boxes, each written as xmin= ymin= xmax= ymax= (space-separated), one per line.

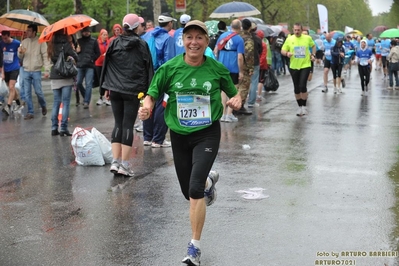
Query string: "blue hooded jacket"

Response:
xmin=142 ymin=26 xmax=176 ymax=70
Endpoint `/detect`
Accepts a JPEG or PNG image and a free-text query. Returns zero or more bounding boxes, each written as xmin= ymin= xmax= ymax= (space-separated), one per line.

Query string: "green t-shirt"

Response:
xmin=147 ymin=55 xmax=238 ymax=135
xmin=281 ymin=34 xmax=315 ymax=70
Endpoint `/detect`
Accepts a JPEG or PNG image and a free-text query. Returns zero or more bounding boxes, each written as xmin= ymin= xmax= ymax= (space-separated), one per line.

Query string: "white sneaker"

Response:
xmin=301 ymin=106 xmax=308 ymax=116
xmin=104 ymin=100 xmax=111 ymax=106
xmin=334 ymin=87 xmax=338 ymax=94
xmin=117 ymin=163 xmax=134 ymax=177
xmin=338 ymin=88 xmax=342 ymax=94
xmin=387 ymin=86 xmax=393 ymax=90
xmin=296 ymin=107 xmax=303 ymax=116
xmin=151 ymin=140 xmax=171 ymax=148
xmin=322 ymin=86 xmax=328 ymax=93
xmin=143 ymin=140 xmax=152 ymax=146
xmin=364 ymin=91 xmax=368 ymax=96
xmin=96 ymin=98 xmax=103 ymax=105
xmin=220 ymin=115 xmax=226 ymax=122
xmin=225 ymin=114 xmax=238 ymax=122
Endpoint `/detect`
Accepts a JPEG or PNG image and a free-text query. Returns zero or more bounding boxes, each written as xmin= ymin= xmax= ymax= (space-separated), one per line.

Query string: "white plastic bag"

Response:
xmin=91 ymin=127 xmax=113 ymax=164
xmin=71 ymin=127 xmax=105 ymax=166
xmin=15 ymin=75 xmax=20 ymax=90
xmin=0 ymin=78 xmax=9 ymax=97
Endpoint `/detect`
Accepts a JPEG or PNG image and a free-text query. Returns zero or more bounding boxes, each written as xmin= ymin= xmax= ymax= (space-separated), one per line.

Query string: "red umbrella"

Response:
xmin=38 ymin=14 xmax=95 ymax=43
xmin=373 ymin=25 xmax=388 ymax=32
xmin=0 ymin=24 xmax=25 ymax=37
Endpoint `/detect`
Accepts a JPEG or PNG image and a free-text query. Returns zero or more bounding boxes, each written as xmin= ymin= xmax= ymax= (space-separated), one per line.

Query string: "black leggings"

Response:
xmin=289 ymin=67 xmax=311 ymax=94
xmin=110 ymin=91 xmax=139 ymax=146
xmin=358 ymin=65 xmax=370 ymax=91
xmin=170 ymin=122 xmax=221 ymax=200
xmin=331 ymin=64 xmax=343 ymax=79
xmin=95 ymin=66 xmax=105 ymax=97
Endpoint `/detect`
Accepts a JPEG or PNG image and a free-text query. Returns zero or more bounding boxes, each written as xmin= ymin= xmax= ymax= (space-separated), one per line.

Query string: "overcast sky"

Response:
xmin=369 ymin=0 xmax=393 ymax=15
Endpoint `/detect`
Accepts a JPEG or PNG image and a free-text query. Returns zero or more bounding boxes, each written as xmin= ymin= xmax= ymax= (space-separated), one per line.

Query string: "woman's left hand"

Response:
xmin=226 ymin=94 xmax=242 ymax=110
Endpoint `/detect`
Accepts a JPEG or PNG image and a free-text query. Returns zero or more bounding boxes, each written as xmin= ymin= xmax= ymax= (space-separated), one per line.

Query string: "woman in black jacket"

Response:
xmin=331 ymin=38 xmax=346 ymax=94
xmin=48 ymin=31 xmax=78 ymax=136
xmin=101 ymin=14 xmax=154 ymax=177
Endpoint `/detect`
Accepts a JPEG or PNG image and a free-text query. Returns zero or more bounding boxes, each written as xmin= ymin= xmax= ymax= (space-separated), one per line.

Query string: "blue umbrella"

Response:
xmin=209 ymin=1 xmax=261 ymax=18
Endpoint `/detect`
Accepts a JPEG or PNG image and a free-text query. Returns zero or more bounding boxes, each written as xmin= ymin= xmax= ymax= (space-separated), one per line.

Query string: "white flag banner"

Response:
xmin=317 ymin=4 xmax=328 ymax=33
xmin=345 ymin=26 xmax=353 ymax=34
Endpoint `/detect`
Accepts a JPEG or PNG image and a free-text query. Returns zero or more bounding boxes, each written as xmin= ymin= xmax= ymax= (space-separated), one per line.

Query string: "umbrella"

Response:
xmin=0 ymin=24 xmax=24 ymax=36
xmin=330 ymin=30 xmax=344 ymax=39
xmin=39 ymin=14 xmax=98 ymax=43
xmin=0 ymin=9 xmax=49 ymax=32
xmin=347 ymin=30 xmax=363 ymax=36
xmin=257 ymin=24 xmax=274 ymax=37
xmin=270 ymin=25 xmax=290 ymax=36
xmin=209 ymin=2 xmax=261 ymax=18
xmin=243 ymin=17 xmax=265 ymax=25
xmin=205 ymin=20 xmax=219 ymax=36
xmin=379 ymin=28 xmax=399 ymax=38
xmin=373 ymin=25 xmax=388 ymax=32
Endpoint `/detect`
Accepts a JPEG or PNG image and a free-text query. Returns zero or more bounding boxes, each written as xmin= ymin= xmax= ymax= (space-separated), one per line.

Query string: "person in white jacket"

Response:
xmin=18 ymin=24 xmax=51 ymax=120
xmin=387 ymin=40 xmax=399 ymax=89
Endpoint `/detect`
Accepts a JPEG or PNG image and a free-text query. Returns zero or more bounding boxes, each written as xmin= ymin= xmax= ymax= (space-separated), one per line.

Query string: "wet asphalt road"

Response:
xmin=1 ymin=66 xmax=399 ymax=266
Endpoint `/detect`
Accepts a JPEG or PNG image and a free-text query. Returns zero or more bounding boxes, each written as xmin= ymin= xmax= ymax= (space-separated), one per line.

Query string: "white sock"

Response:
xmin=205 ymin=177 xmax=212 ymax=191
xmin=191 ymin=239 xmax=201 ymax=249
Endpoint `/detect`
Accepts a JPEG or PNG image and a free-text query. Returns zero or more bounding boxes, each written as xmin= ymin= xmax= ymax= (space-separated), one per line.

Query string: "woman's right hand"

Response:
xmin=138 ymin=107 xmax=151 ymax=120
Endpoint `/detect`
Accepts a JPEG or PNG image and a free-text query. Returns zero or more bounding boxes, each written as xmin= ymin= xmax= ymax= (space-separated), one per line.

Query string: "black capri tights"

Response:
xmin=170 ymin=121 xmax=221 ymax=200
xmin=110 ymin=91 xmax=139 ymax=146
xmin=289 ymin=67 xmax=311 ymax=94
xmin=331 ymin=64 xmax=343 ymax=79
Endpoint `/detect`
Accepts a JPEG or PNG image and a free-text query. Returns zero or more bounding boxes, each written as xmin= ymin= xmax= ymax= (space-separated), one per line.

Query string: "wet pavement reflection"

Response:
xmin=1 ymin=67 xmax=399 ymax=265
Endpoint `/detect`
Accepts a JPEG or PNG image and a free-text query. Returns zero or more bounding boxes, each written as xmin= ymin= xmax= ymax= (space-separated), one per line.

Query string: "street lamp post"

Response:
xmin=127 ymin=0 xmax=129 ymax=13
xmin=7 ymin=0 xmax=10 ymax=12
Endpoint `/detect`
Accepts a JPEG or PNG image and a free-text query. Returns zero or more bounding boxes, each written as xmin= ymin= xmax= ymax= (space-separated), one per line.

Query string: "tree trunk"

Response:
xmin=153 ymin=0 xmax=161 ymax=26
xmin=74 ymin=0 xmax=83 ymax=14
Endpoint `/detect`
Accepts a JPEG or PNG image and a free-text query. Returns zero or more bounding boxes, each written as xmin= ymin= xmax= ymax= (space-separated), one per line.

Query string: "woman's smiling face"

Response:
xmin=183 ymin=27 xmax=209 ymax=60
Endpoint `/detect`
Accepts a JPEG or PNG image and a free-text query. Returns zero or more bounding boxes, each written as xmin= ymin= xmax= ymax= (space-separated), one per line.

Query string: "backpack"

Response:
xmin=208 ymin=31 xmax=222 ymax=50
xmin=275 ymin=37 xmax=285 ymax=49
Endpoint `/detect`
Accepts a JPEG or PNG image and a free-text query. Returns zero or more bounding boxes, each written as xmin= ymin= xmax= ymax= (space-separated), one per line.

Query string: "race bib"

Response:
xmin=324 ymin=50 xmax=331 ymax=56
xmin=360 ymin=58 xmax=368 ymax=66
xmin=176 ymin=94 xmax=212 ymax=127
xmin=3 ymin=51 xmax=13 ymax=64
xmin=293 ymin=46 xmax=306 ymax=58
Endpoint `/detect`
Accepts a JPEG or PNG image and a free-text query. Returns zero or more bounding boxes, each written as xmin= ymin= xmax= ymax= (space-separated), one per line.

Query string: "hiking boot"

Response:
xmin=182 ymin=242 xmax=201 ymax=266
xmin=204 ymin=171 xmax=219 ymax=206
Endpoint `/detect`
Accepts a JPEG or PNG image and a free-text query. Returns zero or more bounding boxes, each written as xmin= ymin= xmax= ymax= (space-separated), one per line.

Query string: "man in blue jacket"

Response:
xmin=143 ymin=13 xmax=176 ymax=148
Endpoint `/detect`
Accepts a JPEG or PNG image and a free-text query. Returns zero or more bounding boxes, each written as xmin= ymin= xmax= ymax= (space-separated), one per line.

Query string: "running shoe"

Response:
xmin=151 ymin=140 xmax=171 ymax=148
xmin=296 ymin=107 xmax=303 ymax=117
xmin=143 ymin=140 xmax=152 ymax=146
xmin=334 ymin=87 xmax=338 ymax=94
xmin=96 ymin=98 xmax=103 ymax=105
xmin=204 ymin=170 xmax=219 ymax=206
xmin=301 ymin=106 xmax=308 ymax=116
xmin=2 ymin=105 xmax=10 ymax=116
xmin=225 ymin=114 xmax=238 ymax=122
xmin=322 ymin=86 xmax=328 ymax=93
xmin=117 ymin=163 xmax=134 ymax=177
xmin=110 ymin=161 xmax=120 ymax=174
xmin=182 ymin=242 xmax=201 ymax=266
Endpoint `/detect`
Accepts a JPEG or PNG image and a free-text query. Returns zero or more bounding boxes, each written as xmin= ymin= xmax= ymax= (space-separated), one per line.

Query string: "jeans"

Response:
xmin=51 ymin=85 xmax=72 ymax=131
xmin=143 ymin=94 xmax=168 ymax=144
xmin=76 ymin=67 xmax=94 ymax=105
xmin=247 ymin=65 xmax=260 ymax=105
xmin=272 ymin=50 xmax=282 ymax=74
xmin=24 ymin=71 xmax=46 ymax=115
xmin=389 ymin=68 xmax=399 ymax=87
xmin=19 ymin=67 xmax=26 ymax=102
